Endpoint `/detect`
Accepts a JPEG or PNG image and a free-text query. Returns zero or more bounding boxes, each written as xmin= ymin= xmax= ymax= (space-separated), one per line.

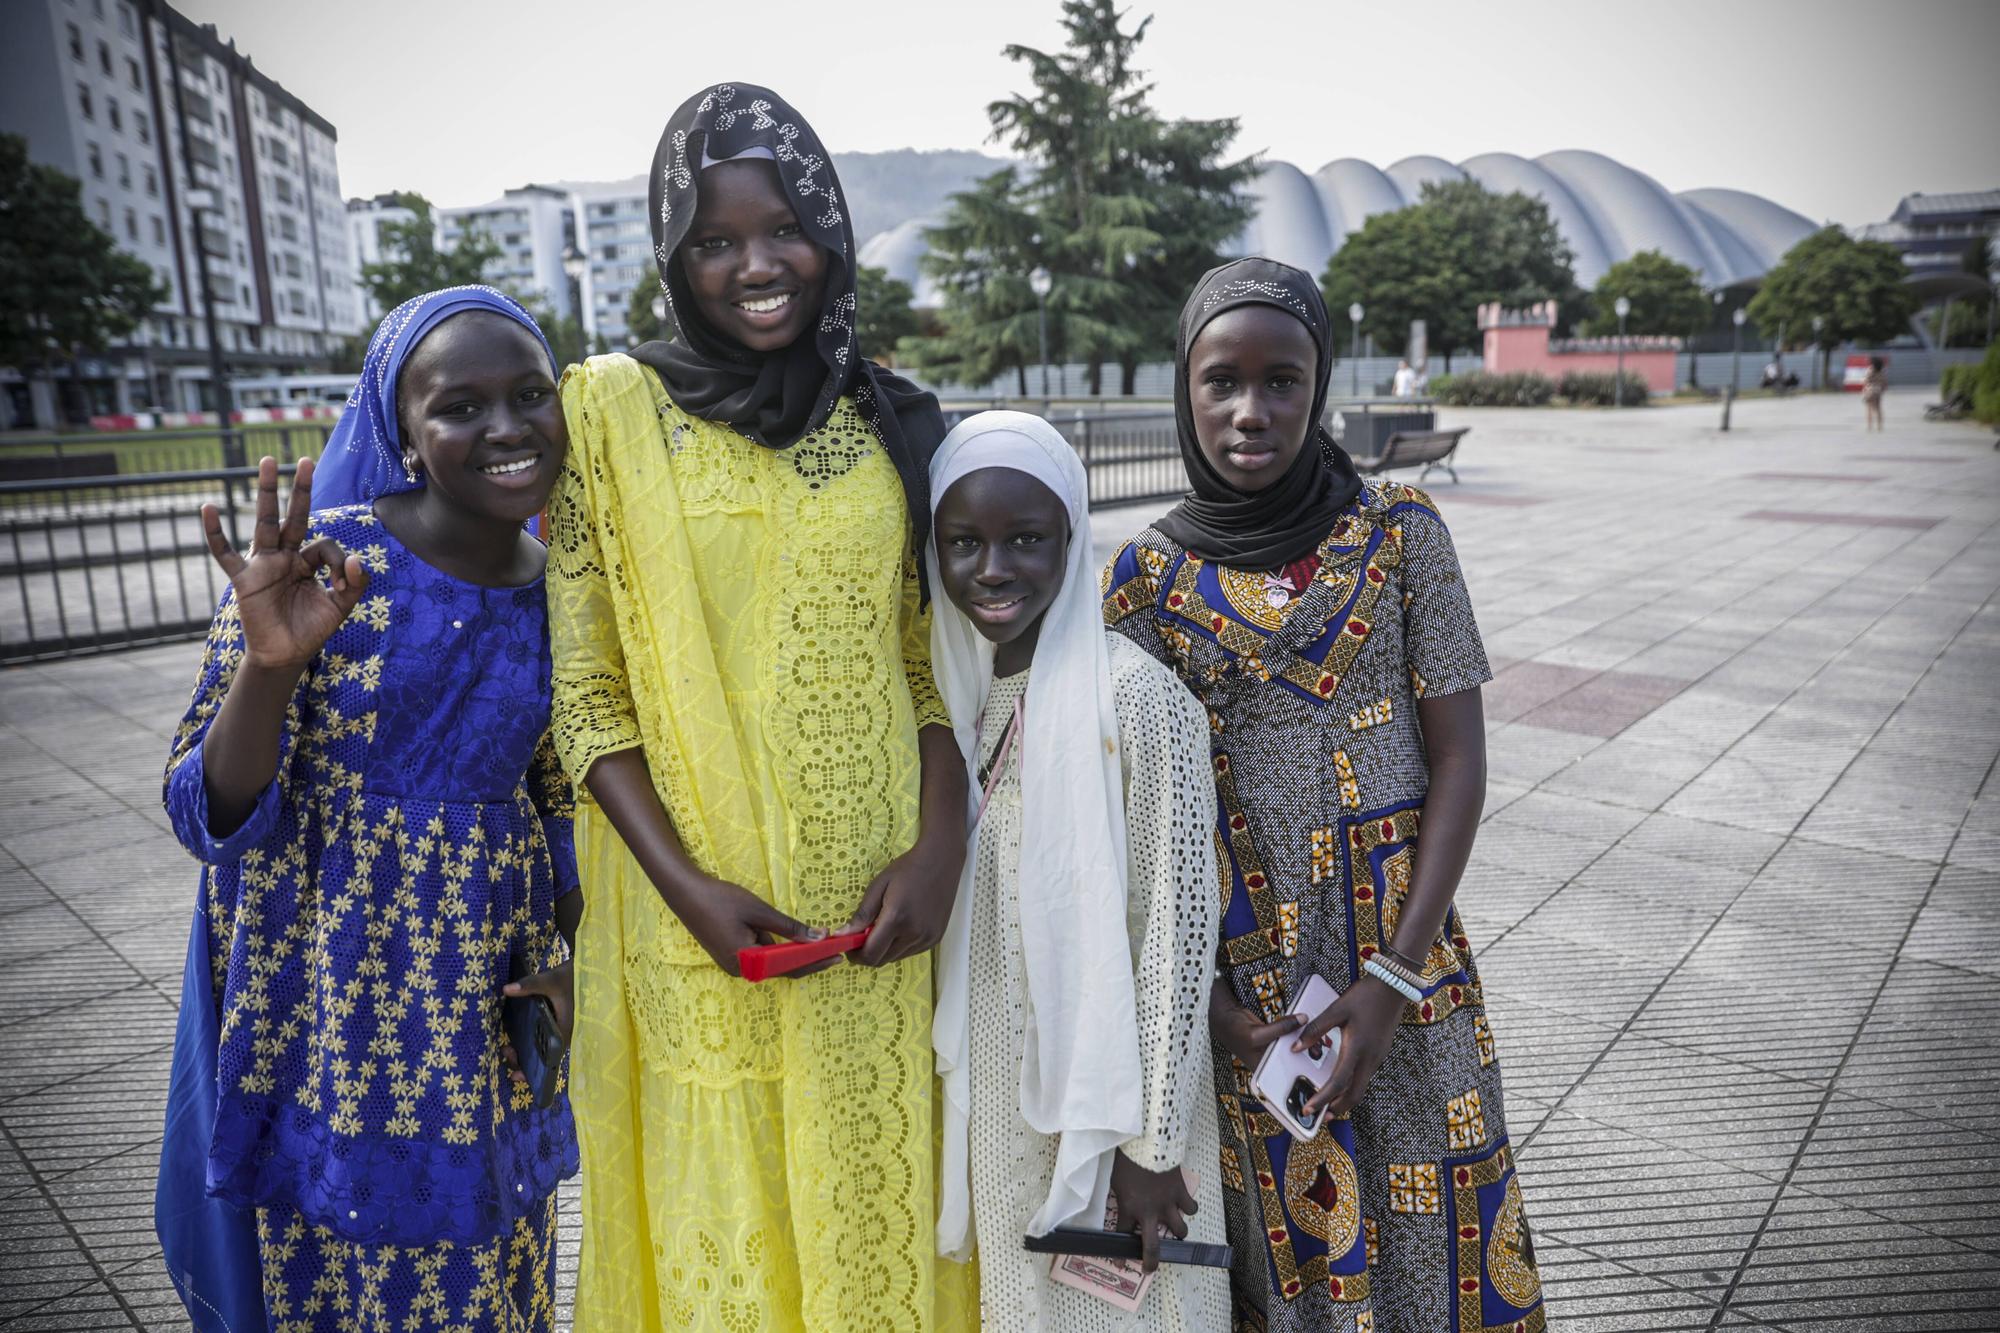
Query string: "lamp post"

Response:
xmin=1722 ymin=306 xmax=1747 ymax=431
xmin=1810 ymin=315 xmax=1823 ymax=391
xmin=1613 ymin=296 xmax=1631 ymax=409
xmin=1029 ymin=267 xmax=1053 ymax=406
xmin=1348 ymin=303 xmax=1363 ymax=395
xmin=561 ymin=246 xmax=587 ymax=362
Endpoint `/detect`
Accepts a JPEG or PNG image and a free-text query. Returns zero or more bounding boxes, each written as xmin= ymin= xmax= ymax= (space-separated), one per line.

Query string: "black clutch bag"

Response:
xmin=1023 ymin=1227 xmax=1233 ymax=1269
xmin=502 ymin=954 xmax=566 ymax=1109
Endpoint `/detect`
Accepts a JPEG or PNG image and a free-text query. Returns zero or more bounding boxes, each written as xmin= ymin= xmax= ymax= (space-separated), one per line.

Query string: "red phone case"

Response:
xmin=736 ymin=928 xmax=872 ymax=982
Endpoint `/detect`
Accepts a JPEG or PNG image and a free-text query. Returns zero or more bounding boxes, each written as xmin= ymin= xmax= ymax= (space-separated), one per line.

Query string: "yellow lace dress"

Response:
xmin=548 ymin=354 xmax=965 ymax=1331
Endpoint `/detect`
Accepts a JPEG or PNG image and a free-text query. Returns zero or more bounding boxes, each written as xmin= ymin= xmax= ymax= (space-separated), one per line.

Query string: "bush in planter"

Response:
xmin=1558 ymin=370 xmax=1650 ymax=406
xmin=1431 ymin=370 xmax=1555 ymax=406
xmin=1940 ymin=354 xmax=1999 ymax=422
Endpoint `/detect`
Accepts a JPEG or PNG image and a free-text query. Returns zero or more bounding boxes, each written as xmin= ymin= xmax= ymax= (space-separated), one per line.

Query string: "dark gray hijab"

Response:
xmin=633 ymin=83 xmax=945 ymax=559
xmin=1154 ymin=258 xmax=1361 ymax=568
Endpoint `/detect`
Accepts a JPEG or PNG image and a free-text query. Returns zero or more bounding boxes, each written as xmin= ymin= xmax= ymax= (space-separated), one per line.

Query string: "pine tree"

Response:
xmin=904 ymin=0 xmax=1258 ymax=395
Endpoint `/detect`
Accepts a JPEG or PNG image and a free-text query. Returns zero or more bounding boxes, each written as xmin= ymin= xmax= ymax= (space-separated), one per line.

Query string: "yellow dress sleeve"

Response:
xmin=899 ymin=551 xmax=951 ymax=731
xmin=547 ymin=369 xmax=644 ymax=786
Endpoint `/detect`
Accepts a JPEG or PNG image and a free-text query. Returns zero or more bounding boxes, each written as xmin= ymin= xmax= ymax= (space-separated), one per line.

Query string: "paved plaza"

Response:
xmin=1 ymin=388 xmax=1996 ymax=1330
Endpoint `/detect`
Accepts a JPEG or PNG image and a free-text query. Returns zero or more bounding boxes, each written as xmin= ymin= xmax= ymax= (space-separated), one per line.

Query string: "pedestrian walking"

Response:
xmin=549 ymin=83 xmax=970 ymax=1331
xmin=1863 ymin=356 xmax=1888 ymax=431
xmin=1104 ymin=258 xmax=1544 ymax=1332
xmin=925 ymin=411 xmax=1229 ymax=1329
xmin=155 ymin=287 xmax=581 ymax=1333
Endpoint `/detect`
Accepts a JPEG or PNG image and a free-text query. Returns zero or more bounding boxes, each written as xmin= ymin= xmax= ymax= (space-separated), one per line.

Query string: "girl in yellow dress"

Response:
xmin=547 ymin=84 xmax=968 ymax=1330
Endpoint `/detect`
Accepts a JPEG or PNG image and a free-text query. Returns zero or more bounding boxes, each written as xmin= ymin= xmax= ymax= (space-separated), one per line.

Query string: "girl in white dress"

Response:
xmin=926 ymin=412 xmax=1229 ymax=1331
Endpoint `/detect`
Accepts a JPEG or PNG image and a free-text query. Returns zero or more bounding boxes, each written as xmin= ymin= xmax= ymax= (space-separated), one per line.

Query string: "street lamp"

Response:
xmin=1029 ymin=267 xmax=1054 ymax=404
xmin=1613 ymin=296 xmax=1631 ymax=409
xmin=1722 ymin=306 xmax=1747 ymax=432
xmin=561 ymin=245 xmax=587 ymax=357
xmin=1348 ymin=303 xmax=1363 ymax=395
xmin=1810 ymin=315 xmax=1824 ymax=391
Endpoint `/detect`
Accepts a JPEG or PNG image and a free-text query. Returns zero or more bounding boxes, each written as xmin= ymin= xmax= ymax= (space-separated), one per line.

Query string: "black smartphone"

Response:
xmin=503 ymin=954 xmax=566 ymax=1109
xmin=1022 ymin=1228 xmax=1233 ymax=1269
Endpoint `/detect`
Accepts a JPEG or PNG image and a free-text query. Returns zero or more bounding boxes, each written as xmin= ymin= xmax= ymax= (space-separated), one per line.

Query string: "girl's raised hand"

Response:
xmin=201 ymin=456 xmax=368 ymax=671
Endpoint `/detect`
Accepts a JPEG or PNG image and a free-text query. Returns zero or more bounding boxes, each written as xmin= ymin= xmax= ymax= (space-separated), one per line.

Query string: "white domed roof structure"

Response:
xmin=1231 ymin=151 xmax=1815 ymax=288
xmin=858 ymin=215 xmax=946 ymax=309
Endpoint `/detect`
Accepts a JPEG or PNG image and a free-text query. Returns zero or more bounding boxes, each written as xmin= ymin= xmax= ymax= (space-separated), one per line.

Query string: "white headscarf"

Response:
xmin=928 ymin=411 xmax=1143 ymax=1260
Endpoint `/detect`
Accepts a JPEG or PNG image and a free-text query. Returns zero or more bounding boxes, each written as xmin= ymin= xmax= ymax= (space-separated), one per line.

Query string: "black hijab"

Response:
xmin=1153 ymin=257 xmax=1362 ymax=568
xmin=633 ymin=83 xmax=946 ymax=560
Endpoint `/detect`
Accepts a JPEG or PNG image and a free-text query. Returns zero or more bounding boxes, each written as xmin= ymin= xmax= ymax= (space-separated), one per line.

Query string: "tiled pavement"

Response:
xmin=4 ymin=388 xmax=1997 ymax=1330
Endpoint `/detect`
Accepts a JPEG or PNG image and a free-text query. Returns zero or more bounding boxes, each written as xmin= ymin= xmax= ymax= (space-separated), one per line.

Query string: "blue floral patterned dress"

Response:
xmin=162 ymin=504 xmax=580 ymax=1332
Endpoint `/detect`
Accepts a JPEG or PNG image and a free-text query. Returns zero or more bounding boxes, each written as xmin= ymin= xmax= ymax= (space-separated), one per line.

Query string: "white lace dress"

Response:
xmin=962 ymin=632 xmax=1230 ymax=1331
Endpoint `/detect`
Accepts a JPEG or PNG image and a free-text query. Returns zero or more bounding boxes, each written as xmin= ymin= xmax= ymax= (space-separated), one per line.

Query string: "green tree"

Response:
xmin=1320 ymin=179 xmax=1575 ymax=372
xmin=625 ymin=280 xmax=664 ymax=346
xmin=901 ymin=168 xmax=1045 ymax=394
xmin=1583 ymin=250 xmax=1709 ymax=338
xmin=359 ymin=196 xmax=502 ymax=314
xmin=0 ymin=134 xmax=167 ymax=420
xmin=1748 ymin=225 xmax=1919 ymax=385
xmin=905 ymin=0 xmax=1258 ymax=394
xmin=855 ymin=264 xmax=920 ymax=364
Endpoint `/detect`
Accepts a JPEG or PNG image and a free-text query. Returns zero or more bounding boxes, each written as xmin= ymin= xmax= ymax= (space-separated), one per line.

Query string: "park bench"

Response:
xmin=1348 ymin=427 xmax=1468 ymax=484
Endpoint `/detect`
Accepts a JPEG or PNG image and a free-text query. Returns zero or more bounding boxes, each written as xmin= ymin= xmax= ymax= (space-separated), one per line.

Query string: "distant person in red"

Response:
xmin=1863 ymin=356 xmax=1887 ymax=431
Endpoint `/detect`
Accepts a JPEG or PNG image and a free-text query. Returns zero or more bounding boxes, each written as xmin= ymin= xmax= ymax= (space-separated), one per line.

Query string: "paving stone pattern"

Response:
xmin=6 ymin=389 xmax=1998 ymax=1330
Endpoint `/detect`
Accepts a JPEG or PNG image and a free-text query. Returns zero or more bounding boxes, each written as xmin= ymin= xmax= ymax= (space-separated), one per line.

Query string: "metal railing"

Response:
xmin=0 ymin=410 xmax=1185 ymax=665
xmin=0 ymin=466 xmax=266 ymax=664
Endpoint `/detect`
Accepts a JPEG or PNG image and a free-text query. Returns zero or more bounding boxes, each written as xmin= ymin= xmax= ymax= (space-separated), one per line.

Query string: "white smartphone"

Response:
xmin=1249 ymin=974 xmax=1343 ymax=1140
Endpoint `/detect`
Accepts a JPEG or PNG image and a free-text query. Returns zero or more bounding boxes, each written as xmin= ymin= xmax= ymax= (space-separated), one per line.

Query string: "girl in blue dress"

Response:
xmin=155 ymin=286 xmax=581 ymax=1332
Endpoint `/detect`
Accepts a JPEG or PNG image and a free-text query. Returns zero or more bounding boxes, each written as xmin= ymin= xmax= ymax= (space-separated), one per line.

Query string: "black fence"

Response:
xmin=0 ymin=466 xmax=275 ymax=664
xmin=0 ymin=405 xmax=1422 ymax=665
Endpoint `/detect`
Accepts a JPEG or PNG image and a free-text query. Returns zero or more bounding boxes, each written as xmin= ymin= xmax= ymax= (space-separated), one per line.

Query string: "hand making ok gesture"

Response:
xmin=200 ymin=456 xmax=370 ymax=672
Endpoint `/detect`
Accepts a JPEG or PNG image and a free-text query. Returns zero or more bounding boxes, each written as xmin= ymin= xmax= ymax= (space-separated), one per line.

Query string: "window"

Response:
xmin=279 ymin=214 xmax=297 ymax=241
xmin=127 ymin=57 xmax=140 ymax=91
xmin=125 ymin=207 xmax=137 ymax=240
xmin=99 ymin=40 xmax=112 ymax=75
xmin=86 ymin=142 xmax=102 ymax=177
xmin=136 ymin=112 xmax=148 ymax=143
xmin=67 ymin=23 xmax=83 ymax=60
xmin=144 ymin=166 xmax=156 ymax=196
xmin=98 ymin=198 xmax=111 ymax=227
xmin=119 ymin=2 xmax=135 ymax=36
xmin=108 ymin=98 xmax=121 ymax=131
xmin=151 ymin=215 xmax=165 ymax=245
xmin=117 ymin=153 xmax=129 ymax=188
xmin=288 ymin=289 xmax=305 ymax=314
xmin=78 ymin=83 xmax=94 ymax=119
xmin=216 ymin=110 xmax=227 ymax=136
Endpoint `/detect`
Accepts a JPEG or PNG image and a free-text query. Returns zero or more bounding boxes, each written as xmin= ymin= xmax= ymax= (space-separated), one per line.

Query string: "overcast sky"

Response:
xmin=182 ymin=0 xmax=1998 ymax=228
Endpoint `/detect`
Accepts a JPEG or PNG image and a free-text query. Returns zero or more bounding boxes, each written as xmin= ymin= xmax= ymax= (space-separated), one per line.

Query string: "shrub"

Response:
xmin=1430 ymin=370 xmax=1555 ymax=407
xmin=1973 ymin=343 xmax=2000 ymax=424
xmin=1940 ymin=355 xmax=2000 ymax=422
xmin=1557 ymin=370 xmax=1649 ymax=406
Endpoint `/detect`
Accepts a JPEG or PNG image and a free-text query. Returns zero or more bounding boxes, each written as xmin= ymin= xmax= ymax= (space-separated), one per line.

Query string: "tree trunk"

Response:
xmin=1443 ymin=349 xmax=1454 ymax=374
xmin=1088 ymin=361 xmax=1103 ymax=396
xmin=1120 ymin=358 xmax=1138 ymax=395
xmin=1016 ymin=363 xmax=1028 ymax=397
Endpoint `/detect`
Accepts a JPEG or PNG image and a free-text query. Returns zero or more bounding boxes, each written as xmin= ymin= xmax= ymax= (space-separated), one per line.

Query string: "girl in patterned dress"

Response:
xmin=156 ymin=287 xmax=581 ymax=1332
xmin=1102 ymin=259 xmax=1544 ymax=1333
xmin=549 ymin=85 xmax=970 ymax=1330
xmin=925 ymin=412 xmax=1229 ymax=1331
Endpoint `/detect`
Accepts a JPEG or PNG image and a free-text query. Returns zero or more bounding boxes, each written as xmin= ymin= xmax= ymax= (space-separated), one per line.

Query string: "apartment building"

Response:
xmin=565 ymin=176 xmax=654 ymax=346
xmin=437 ymin=185 xmax=578 ymax=322
xmin=0 ymin=0 xmax=359 ymax=427
xmin=347 ymin=192 xmax=419 ymax=324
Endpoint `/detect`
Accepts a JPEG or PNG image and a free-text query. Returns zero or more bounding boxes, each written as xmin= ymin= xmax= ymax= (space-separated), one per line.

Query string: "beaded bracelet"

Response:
xmin=1367 ymin=948 xmax=1427 ymax=992
xmin=1362 ymin=957 xmax=1424 ymax=1003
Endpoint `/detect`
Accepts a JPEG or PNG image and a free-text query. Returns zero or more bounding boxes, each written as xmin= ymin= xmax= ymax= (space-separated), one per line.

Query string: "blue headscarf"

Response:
xmin=313 ymin=285 xmax=557 ymax=508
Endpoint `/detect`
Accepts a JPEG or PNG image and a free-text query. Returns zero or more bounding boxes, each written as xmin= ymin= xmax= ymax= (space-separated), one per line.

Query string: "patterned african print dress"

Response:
xmin=550 ymin=354 xmax=965 ymax=1331
xmin=1103 ymin=482 xmax=1544 ymax=1333
xmin=162 ymin=505 xmax=580 ymax=1333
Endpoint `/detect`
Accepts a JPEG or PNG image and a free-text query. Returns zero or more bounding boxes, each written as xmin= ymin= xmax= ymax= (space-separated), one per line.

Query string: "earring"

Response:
xmin=402 ymin=452 xmax=420 ymax=483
